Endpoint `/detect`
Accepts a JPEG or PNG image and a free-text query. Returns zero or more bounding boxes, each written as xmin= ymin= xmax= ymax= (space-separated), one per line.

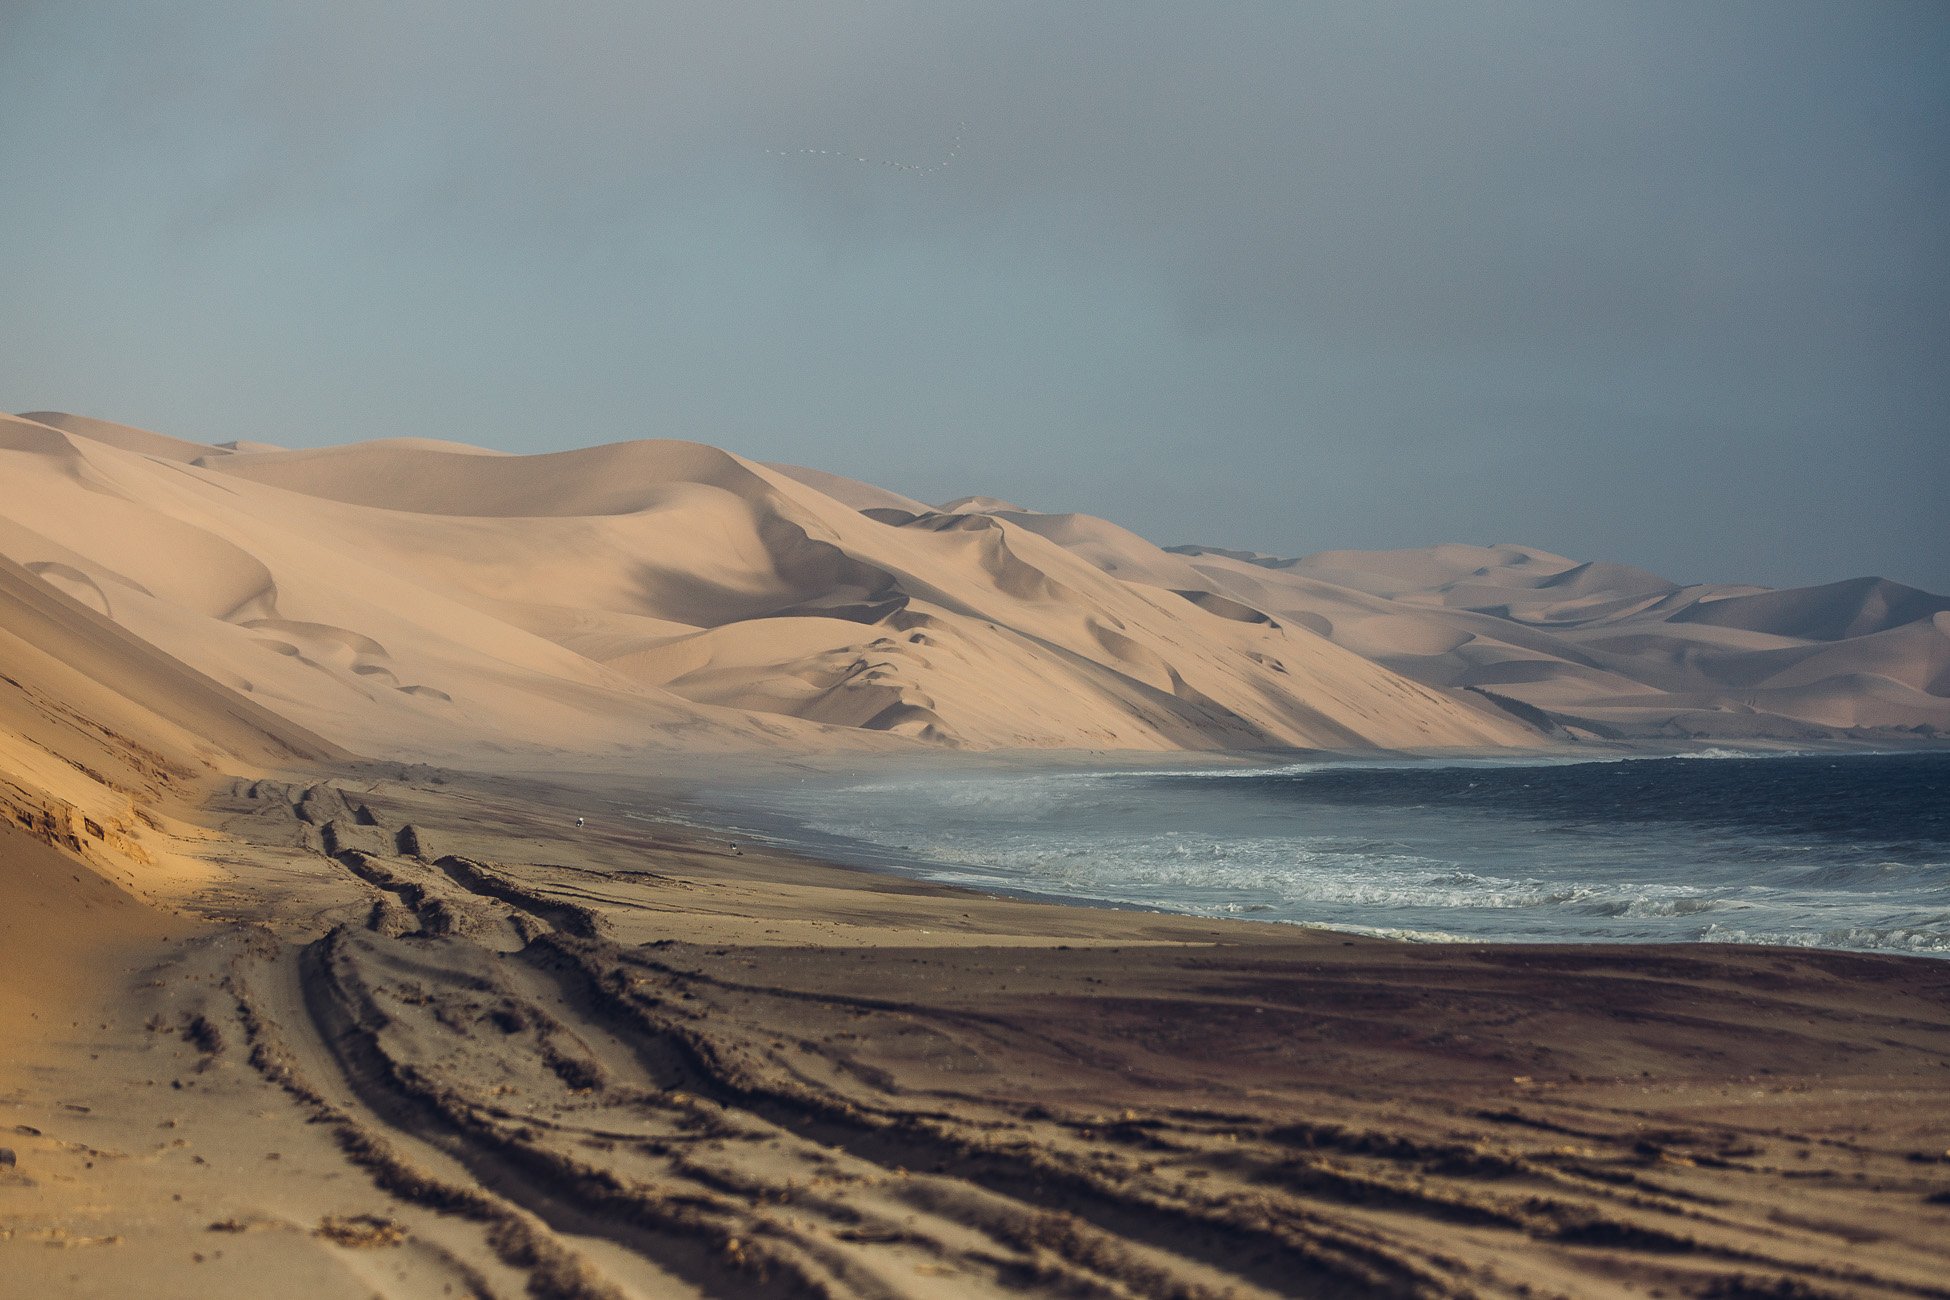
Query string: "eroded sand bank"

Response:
xmin=5 ymin=762 xmax=1949 ymax=1299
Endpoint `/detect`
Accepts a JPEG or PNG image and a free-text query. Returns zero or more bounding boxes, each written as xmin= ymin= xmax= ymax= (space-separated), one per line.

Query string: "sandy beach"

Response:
xmin=6 ymin=756 xmax=1949 ymax=1299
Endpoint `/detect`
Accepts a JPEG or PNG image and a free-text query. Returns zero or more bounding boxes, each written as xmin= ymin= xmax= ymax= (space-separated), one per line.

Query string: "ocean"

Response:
xmin=689 ymin=751 xmax=1950 ymax=956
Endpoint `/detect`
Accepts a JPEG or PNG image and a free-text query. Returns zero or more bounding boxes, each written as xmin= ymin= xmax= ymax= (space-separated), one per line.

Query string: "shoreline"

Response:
xmin=646 ymin=748 xmax=1950 ymax=961
xmin=6 ymin=756 xmax=1949 ymax=1297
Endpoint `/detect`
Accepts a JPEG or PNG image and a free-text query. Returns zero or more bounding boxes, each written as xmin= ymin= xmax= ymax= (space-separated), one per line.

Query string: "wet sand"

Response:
xmin=5 ymin=761 xmax=1950 ymax=1298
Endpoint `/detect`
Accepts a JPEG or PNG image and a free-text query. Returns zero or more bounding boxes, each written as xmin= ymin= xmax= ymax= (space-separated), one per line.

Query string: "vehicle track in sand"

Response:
xmin=171 ymin=774 xmax=1950 ymax=1299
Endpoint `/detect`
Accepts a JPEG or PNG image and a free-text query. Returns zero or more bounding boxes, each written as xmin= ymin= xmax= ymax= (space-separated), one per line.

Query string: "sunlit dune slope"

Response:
xmin=0 ymin=411 xmax=1533 ymax=759
xmin=0 ymin=542 xmax=348 ymax=1028
xmin=0 ymin=540 xmax=344 ymax=861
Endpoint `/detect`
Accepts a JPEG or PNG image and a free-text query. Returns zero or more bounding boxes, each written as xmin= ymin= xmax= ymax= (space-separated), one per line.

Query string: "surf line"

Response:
xmin=766 ymin=120 xmax=966 ymax=175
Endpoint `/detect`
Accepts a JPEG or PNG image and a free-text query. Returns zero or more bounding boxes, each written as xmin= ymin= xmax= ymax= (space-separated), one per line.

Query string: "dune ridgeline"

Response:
xmin=1 ymin=410 xmax=1943 ymax=774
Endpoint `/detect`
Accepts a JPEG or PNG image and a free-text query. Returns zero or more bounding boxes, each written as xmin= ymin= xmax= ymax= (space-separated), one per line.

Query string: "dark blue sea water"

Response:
xmin=695 ymin=751 xmax=1950 ymax=955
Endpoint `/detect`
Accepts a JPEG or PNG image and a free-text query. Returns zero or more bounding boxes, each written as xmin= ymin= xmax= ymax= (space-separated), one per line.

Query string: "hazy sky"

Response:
xmin=3 ymin=2 xmax=1945 ymax=591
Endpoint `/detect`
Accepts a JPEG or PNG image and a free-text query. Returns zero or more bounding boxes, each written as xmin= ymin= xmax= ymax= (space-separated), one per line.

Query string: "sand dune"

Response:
xmin=2 ymin=408 xmax=1943 ymax=758
xmin=19 ymin=409 xmax=231 ymax=464
xmin=0 ymin=411 xmax=1533 ymax=759
xmin=0 ymin=544 xmax=342 ymax=866
xmin=1669 ymin=575 xmax=1950 ymax=641
xmin=0 ymin=541 xmax=343 ymax=1050
xmin=1170 ymin=542 xmax=1950 ymax=742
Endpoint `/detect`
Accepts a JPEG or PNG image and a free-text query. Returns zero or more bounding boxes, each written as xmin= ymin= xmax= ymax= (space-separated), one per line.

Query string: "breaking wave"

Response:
xmin=701 ymin=751 xmax=1950 ymax=957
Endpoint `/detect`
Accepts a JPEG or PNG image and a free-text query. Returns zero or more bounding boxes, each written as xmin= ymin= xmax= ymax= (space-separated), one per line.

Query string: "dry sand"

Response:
xmin=3 ymin=409 xmax=1949 ymax=1297
xmin=5 ymin=762 xmax=1950 ymax=1299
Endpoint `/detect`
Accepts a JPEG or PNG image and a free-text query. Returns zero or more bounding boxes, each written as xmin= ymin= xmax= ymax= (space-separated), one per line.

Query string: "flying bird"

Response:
xmin=767 ymin=120 xmax=966 ymax=176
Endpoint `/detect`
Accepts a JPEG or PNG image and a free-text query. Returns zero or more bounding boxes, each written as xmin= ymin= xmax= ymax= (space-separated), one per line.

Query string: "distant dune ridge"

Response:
xmin=1 ymin=409 xmax=1943 ymax=765
xmin=1166 ymin=542 xmax=1950 ymax=741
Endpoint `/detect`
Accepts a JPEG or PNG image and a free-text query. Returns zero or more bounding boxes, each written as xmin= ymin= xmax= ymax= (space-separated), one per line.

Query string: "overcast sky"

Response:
xmin=2 ymin=2 xmax=1944 ymax=590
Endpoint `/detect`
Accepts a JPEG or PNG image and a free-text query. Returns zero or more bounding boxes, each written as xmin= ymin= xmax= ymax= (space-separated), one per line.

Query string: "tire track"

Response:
xmin=195 ymin=774 xmax=1950 ymax=1300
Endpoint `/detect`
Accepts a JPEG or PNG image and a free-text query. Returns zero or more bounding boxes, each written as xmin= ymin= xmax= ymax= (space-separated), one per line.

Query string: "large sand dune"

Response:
xmin=2 ymin=409 xmax=1942 ymax=760
xmin=0 ymin=411 xmax=1531 ymax=760
xmin=1169 ymin=542 xmax=1950 ymax=742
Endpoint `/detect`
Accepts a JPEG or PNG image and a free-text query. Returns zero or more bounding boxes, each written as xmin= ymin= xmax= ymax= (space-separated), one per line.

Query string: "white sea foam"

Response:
xmin=709 ymin=752 xmax=1950 ymax=957
xmin=1698 ymin=920 xmax=1950 ymax=955
xmin=1288 ymin=921 xmax=1475 ymax=944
